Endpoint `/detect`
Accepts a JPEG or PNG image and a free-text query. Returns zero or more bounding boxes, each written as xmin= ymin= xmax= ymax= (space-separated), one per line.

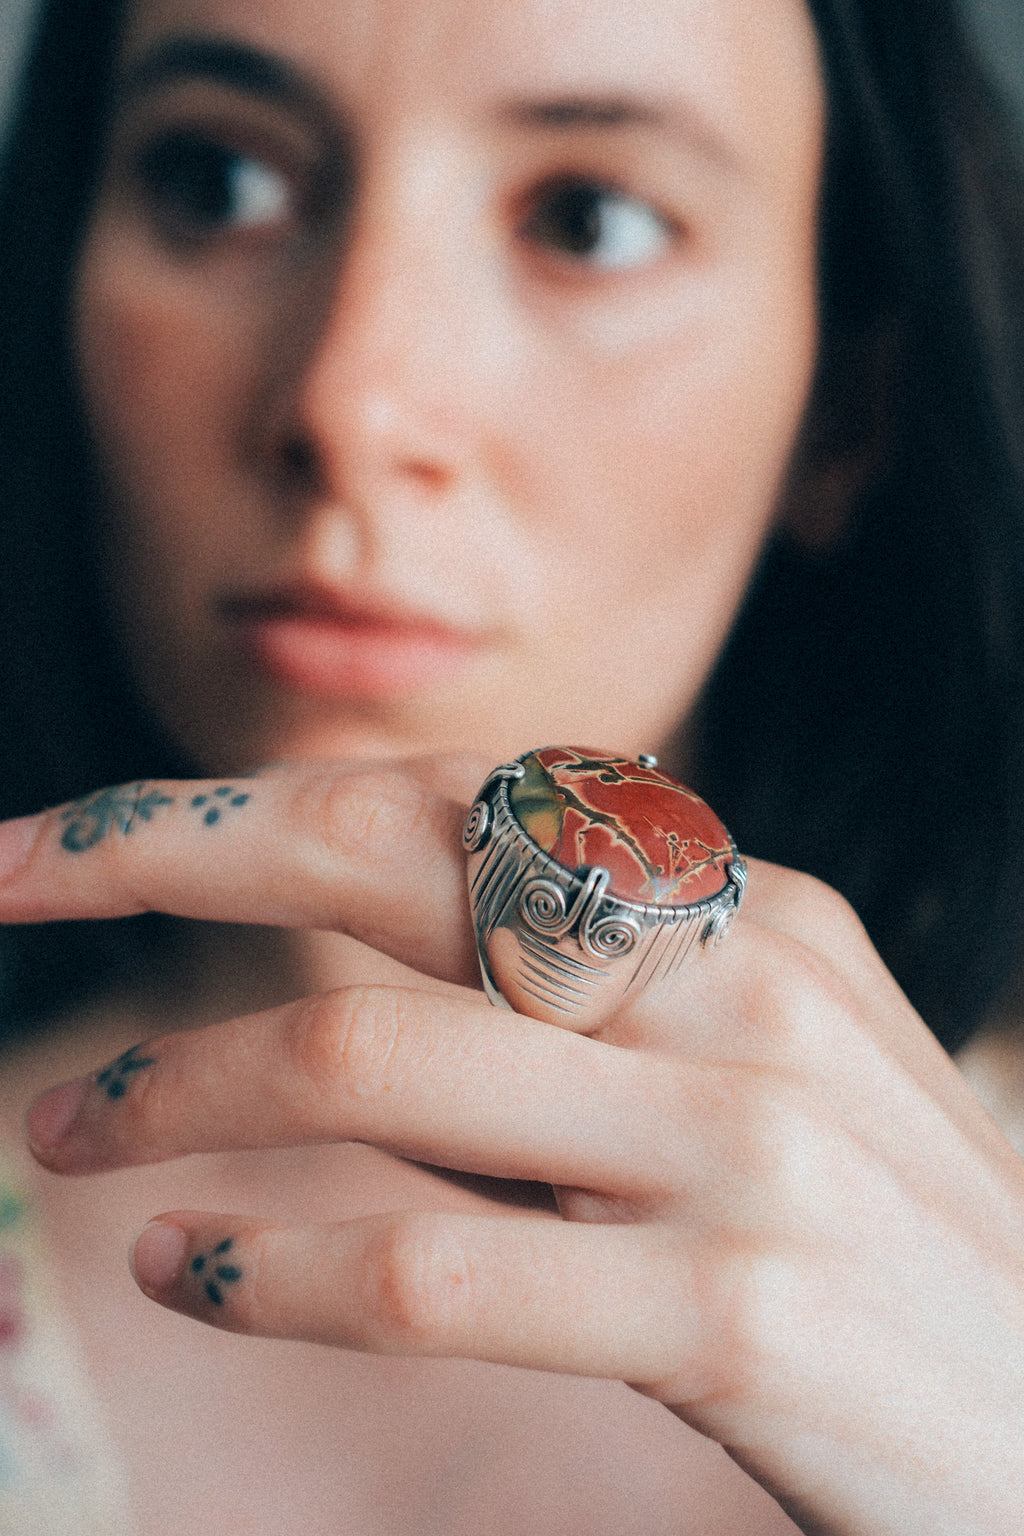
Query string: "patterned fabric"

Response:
xmin=0 ymin=1158 xmax=133 ymax=1534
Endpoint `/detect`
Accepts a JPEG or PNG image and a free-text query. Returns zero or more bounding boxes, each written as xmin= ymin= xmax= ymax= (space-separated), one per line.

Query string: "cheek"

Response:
xmin=75 ymin=227 xmax=253 ymax=547
xmin=517 ymin=132 xmax=819 ymax=577
xmin=500 ymin=250 xmax=818 ymax=738
xmin=523 ymin=305 xmax=815 ymax=609
xmin=74 ymin=227 xmax=275 ymax=630
xmin=79 ymin=235 xmax=194 ymax=475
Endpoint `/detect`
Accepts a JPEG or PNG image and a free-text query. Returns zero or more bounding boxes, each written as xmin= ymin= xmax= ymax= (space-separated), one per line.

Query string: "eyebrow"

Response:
xmin=117 ymin=35 xmax=325 ymax=117
xmin=116 ymin=37 xmax=738 ymax=175
xmin=498 ymin=95 xmax=739 ymax=173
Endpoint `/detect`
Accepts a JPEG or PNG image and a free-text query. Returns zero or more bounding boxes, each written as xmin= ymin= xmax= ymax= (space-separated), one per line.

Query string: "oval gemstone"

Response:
xmin=508 ymin=747 xmax=734 ymax=905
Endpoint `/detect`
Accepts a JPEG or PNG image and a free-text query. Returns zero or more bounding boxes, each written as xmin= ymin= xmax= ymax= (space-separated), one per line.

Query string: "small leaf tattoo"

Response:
xmin=191 ymin=1238 xmax=243 ymax=1306
xmin=61 ymin=782 xmax=174 ymax=853
xmin=189 ymin=787 xmax=251 ymax=828
xmin=96 ymin=1045 xmax=157 ymax=1101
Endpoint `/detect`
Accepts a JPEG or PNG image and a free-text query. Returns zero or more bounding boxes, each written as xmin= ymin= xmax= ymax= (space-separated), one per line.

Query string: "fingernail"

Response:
xmin=26 ymin=1078 xmax=89 ymax=1154
xmin=131 ymin=1221 xmax=187 ymax=1294
xmin=0 ymin=815 xmax=41 ymax=885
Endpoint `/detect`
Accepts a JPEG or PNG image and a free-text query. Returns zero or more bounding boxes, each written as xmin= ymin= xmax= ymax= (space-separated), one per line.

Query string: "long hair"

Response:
xmin=702 ymin=0 xmax=1024 ymax=1051
xmin=2 ymin=0 xmax=1024 ymax=1050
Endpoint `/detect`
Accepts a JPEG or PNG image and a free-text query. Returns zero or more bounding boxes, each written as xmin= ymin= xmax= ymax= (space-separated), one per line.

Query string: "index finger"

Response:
xmin=0 ymin=760 xmax=481 ymax=986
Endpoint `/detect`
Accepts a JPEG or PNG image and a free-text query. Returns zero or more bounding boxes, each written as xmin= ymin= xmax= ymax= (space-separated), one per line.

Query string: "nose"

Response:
xmin=261 ymin=150 xmax=485 ymax=518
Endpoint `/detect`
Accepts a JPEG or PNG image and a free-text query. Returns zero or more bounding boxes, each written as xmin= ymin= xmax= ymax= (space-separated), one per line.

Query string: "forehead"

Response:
xmin=119 ymin=0 xmax=823 ymax=172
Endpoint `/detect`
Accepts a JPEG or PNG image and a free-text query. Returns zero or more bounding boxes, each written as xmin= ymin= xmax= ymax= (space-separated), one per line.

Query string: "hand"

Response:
xmin=2 ymin=760 xmax=1024 ymax=1536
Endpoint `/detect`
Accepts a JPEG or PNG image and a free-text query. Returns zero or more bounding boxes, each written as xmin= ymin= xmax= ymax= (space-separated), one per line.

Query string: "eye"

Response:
xmin=521 ymin=178 xmax=675 ymax=271
xmin=135 ymin=130 xmax=294 ymax=242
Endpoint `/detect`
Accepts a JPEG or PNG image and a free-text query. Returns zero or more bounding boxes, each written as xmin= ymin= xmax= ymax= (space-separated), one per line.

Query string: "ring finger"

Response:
xmin=130 ymin=1206 xmax=697 ymax=1386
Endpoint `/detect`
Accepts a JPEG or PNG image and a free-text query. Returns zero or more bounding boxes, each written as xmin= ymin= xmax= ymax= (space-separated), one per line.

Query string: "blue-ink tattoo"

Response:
xmin=191 ymin=1238 xmax=243 ymax=1306
xmin=61 ymin=783 xmax=174 ymax=852
xmin=189 ymin=787 xmax=251 ymax=827
xmin=96 ymin=1046 xmax=157 ymax=1101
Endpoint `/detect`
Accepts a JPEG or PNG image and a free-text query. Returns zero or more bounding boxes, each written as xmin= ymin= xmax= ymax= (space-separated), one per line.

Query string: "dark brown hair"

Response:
xmin=2 ymin=0 xmax=1024 ymax=1050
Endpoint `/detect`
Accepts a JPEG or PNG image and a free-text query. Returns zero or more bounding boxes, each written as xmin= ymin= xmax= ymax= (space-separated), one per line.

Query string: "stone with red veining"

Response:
xmin=509 ymin=747 xmax=733 ymax=905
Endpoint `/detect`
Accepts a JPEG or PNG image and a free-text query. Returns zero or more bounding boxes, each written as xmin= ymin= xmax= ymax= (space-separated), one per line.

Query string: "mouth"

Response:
xmin=220 ymin=583 xmax=484 ymax=701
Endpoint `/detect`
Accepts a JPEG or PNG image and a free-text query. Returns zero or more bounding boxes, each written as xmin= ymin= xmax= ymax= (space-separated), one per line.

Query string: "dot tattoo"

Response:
xmin=61 ymin=782 xmax=174 ymax=853
xmin=96 ymin=1045 xmax=157 ymax=1101
xmin=189 ymin=787 xmax=251 ymax=827
xmin=191 ymin=1239 xmax=243 ymax=1306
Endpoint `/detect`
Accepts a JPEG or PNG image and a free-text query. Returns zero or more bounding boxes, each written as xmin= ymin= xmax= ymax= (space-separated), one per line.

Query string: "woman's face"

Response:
xmin=75 ymin=0 xmax=823 ymax=772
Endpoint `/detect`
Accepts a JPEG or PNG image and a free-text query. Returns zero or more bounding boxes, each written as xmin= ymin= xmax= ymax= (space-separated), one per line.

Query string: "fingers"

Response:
xmin=26 ymin=985 xmax=679 ymax=1197
xmin=0 ymin=759 xmax=479 ymax=984
xmin=130 ymin=1209 xmax=697 ymax=1383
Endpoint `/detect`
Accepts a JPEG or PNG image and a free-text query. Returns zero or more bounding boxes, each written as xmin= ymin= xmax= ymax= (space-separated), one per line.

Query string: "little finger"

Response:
xmin=130 ymin=1208 xmax=700 ymax=1384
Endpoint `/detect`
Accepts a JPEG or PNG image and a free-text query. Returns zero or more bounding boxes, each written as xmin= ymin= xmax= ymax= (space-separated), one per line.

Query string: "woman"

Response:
xmin=1 ymin=0 xmax=1024 ymax=1530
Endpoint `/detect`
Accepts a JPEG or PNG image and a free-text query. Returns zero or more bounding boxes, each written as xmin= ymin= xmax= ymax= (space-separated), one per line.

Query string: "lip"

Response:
xmin=220 ymin=583 xmax=484 ymax=701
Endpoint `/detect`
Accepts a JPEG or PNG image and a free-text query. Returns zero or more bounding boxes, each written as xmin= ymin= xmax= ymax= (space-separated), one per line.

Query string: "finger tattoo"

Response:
xmin=188 ymin=787 xmax=251 ymax=827
xmin=190 ymin=1239 xmax=244 ymax=1307
xmin=96 ymin=1045 xmax=157 ymax=1101
xmin=58 ymin=780 xmax=254 ymax=853
xmin=61 ymin=783 xmax=174 ymax=852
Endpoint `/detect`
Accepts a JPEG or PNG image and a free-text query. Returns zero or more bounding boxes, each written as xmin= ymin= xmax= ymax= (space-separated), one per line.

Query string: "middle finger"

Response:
xmin=26 ymin=984 xmax=682 ymax=1195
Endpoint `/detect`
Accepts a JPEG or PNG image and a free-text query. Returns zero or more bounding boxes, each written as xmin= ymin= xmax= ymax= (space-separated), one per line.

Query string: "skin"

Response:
xmin=3 ymin=766 xmax=1024 ymax=1536
xmin=74 ymin=0 xmax=823 ymax=768
xmin=2 ymin=0 xmax=1024 ymax=1532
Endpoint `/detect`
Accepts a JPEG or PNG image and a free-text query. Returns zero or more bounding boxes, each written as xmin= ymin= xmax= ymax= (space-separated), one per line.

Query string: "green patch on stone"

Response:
xmin=509 ymin=753 xmax=565 ymax=854
xmin=0 ymin=1190 xmax=25 ymax=1231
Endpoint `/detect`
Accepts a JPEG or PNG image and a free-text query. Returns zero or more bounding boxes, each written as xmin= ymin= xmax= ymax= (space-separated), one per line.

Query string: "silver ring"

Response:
xmin=464 ymin=747 xmax=747 ymax=1030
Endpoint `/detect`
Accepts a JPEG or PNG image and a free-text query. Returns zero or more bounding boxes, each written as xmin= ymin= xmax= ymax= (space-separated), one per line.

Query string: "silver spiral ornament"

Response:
xmin=582 ymin=913 xmax=641 ymax=959
xmin=701 ymin=860 xmax=746 ymax=946
xmin=462 ymin=800 xmax=491 ymax=853
xmin=519 ymin=877 xmax=569 ymax=935
xmin=704 ymin=900 xmax=737 ymax=947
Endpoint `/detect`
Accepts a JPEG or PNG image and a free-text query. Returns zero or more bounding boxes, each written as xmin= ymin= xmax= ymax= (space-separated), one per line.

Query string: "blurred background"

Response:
xmin=967 ymin=1 xmax=1024 ymax=117
xmin=2 ymin=0 xmax=1024 ymax=149
xmin=1 ymin=0 xmax=36 ymax=146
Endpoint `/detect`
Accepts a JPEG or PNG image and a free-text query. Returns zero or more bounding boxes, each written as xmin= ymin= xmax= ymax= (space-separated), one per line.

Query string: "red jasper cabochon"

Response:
xmin=508 ymin=747 xmax=734 ymax=905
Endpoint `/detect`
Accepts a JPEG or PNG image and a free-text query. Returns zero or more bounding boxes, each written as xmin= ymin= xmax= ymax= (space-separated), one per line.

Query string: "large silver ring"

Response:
xmin=464 ymin=747 xmax=747 ymax=1030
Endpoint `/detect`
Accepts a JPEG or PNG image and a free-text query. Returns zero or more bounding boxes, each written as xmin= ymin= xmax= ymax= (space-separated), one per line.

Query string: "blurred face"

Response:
xmin=75 ymin=0 xmax=823 ymax=772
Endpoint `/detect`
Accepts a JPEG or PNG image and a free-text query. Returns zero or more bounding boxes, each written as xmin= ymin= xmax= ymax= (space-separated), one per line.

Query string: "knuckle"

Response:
xmin=286 ymin=986 xmax=416 ymax=1102
xmin=687 ymin=1067 xmax=821 ymax=1210
xmin=765 ymin=864 xmax=838 ymax=914
xmin=733 ymin=930 xmax=851 ymax=1053
xmin=768 ymin=934 xmax=842 ymax=1013
xmin=362 ymin=1216 xmax=471 ymax=1346
xmin=690 ymin=1117 xmax=849 ymax=1404
xmin=741 ymin=1086 xmax=827 ymax=1211
xmin=90 ymin=825 xmax=149 ymax=915
xmin=686 ymin=1223 xmax=827 ymax=1412
xmin=765 ymin=866 xmax=866 ymax=945
xmin=299 ymin=765 xmax=437 ymax=866
xmin=57 ymin=782 xmax=168 ymax=914
xmin=709 ymin=1247 xmax=805 ymax=1404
